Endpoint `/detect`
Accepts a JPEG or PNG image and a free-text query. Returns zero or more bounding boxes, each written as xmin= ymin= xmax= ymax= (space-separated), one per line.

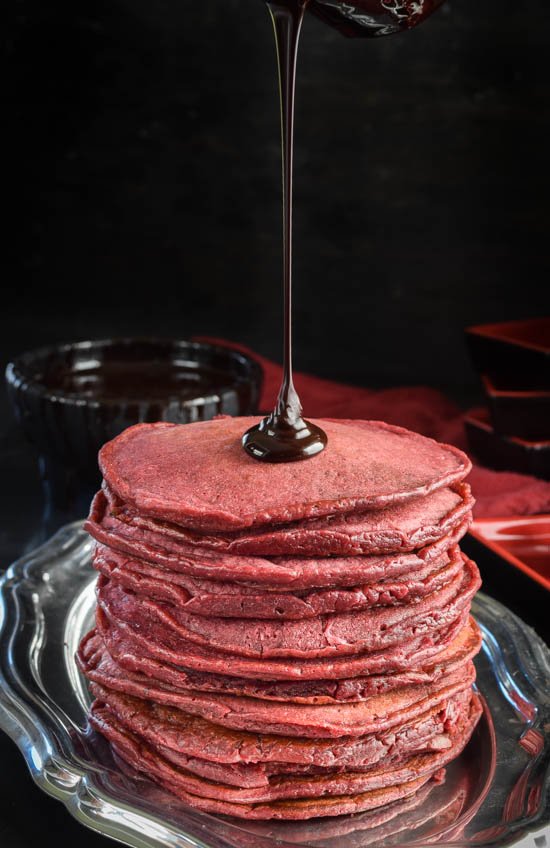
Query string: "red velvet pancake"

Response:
xmin=98 ymin=481 xmax=473 ymax=557
xmin=79 ymin=617 xmax=481 ymax=704
xmin=95 ymin=599 xmax=470 ymax=680
xmin=88 ymin=682 xmax=473 ymax=786
xmin=112 ymin=760 xmax=450 ymax=848
xmin=96 ymin=557 xmax=479 ymax=662
xmin=234 ymin=769 xmax=469 ymax=846
xmin=92 ymin=543 xmax=465 ymax=619
xmin=88 ymin=694 xmax=481 ymax=818
xmin=82 ymin=630 xmax=475 ymax=739
xmin=89 ymin=489 xmax=471 ymax=589
xmin=99 ymin=418 xmax=471 ymax=532
xmin=79 ymin=616 xmax=481 ymax=705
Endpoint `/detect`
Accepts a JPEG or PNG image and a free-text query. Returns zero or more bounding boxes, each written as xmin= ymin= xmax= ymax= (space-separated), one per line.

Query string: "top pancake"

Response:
xmin=99 ymin=418 xmax=471 ymax=532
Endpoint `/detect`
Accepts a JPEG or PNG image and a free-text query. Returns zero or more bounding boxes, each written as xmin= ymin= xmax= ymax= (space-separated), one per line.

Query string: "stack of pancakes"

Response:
xmin=78 ymin=417 xmax=482 ymax=821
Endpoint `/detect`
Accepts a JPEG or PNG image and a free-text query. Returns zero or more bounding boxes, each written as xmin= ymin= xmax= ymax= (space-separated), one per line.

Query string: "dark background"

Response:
xmin=2 ymin=1 xmax=550 ymax=846
xmin=5 ymin=0 xmax=549 ymax=398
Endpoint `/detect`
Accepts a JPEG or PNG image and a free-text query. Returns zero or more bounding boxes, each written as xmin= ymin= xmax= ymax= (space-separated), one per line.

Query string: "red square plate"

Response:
xmin=481 ymin=374 xmax=550 ymax=441
xmin=468 ymin=514 xmax=550 ymax=591
xmin=465 ymin=317 xmax=550 ymax=385
xmin=464 ymin=407 xmax=550 ymax=479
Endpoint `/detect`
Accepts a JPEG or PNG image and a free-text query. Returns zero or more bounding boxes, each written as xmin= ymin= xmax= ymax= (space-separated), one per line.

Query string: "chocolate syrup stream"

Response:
xmin=242 ymin=0 xmax=327 ymax=462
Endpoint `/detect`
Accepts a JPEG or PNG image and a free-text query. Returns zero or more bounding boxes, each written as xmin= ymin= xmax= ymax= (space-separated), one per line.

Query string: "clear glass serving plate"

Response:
xmin=0 ymin=523 xmax=548 ymax=848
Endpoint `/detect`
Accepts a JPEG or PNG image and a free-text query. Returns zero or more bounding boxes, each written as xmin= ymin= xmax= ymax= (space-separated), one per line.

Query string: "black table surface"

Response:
xmin=1 ymin=408 xmax=548 ymax=848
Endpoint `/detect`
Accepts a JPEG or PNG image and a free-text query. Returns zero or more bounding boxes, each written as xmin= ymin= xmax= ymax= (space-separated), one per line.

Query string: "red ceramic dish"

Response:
xmin=465 ymin=317 xmax=550 ymax=385
xmin=468 ymin=515 xmax=550 ymax=592
xmin=481 ymin=374 xmax=550 ymax=441
xmin=464 ymin=407 xmax=550 ymax=480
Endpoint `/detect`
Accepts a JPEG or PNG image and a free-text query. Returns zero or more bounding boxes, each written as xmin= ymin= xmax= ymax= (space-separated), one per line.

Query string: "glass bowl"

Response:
xmin=5 ymin=338 xmax=263 ymax=533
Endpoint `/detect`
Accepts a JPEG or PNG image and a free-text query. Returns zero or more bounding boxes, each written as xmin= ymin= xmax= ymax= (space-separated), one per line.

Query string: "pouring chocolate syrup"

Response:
xmin=243 ymin=0 xmax=444 ymax=463
xmin=242 ymin=0 xmax=326 ymax=463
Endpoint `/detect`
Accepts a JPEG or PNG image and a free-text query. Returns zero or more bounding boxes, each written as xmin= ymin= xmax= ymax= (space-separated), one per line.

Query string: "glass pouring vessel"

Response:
xmin=305 ymin=0 xmax=446 ymax=37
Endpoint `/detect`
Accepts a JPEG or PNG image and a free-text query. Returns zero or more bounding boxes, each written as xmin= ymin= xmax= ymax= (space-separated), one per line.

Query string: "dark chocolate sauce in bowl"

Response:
xmin=45 ymin=359 xmax=238 ymax=401
xmin=243 ymin=0 xmax=328 ymax=463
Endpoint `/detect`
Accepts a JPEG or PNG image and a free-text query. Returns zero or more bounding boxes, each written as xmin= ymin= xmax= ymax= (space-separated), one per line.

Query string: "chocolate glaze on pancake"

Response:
xmin=245 ymin=1 xmax=445 ymax=466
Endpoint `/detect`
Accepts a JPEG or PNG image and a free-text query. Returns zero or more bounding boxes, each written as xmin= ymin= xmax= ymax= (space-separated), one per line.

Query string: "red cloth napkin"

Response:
xmin=197 ymin=337 xmax=550 ymax=518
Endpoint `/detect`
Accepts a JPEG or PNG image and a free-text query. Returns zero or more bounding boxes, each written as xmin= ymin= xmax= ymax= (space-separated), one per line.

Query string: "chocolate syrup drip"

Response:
xmin=243 ymin=0 xmax=327 ymax=463
xmin=243 ymin=0 xmax=444 ymax=462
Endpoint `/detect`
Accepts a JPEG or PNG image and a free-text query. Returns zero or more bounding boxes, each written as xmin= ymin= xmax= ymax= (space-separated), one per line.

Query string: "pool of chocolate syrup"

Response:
xmin=242 ymin=0 xmax=444 ymax=462
xmin=43 ymin=359 xmax=236 ymax=402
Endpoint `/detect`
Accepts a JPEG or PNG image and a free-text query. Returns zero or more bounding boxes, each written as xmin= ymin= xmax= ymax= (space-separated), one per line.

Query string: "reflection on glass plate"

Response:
xmin=0 ymin=523 xmax=548 ymax=848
